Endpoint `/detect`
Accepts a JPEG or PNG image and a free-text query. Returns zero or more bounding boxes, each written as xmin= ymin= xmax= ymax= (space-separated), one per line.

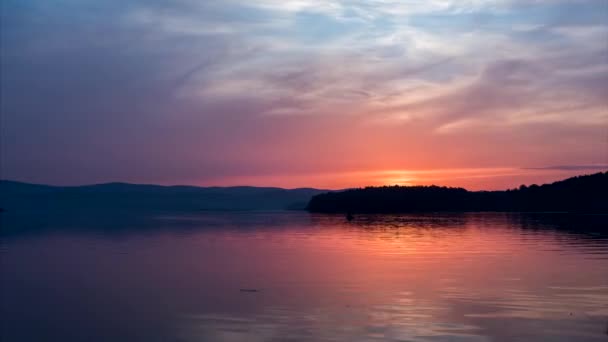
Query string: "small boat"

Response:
xmin=346 ymin=212 xmax=354 ymax=221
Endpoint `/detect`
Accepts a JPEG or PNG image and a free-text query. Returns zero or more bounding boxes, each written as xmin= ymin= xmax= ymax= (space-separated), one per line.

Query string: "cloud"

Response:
xmin=1 ymin=0 xmax=606 ymax=187
xmin=524 ymin=165 xmax=608 ymax=171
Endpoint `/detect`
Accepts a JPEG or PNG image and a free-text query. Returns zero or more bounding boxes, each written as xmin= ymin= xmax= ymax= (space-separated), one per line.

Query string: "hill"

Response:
xmin=0 ymin=181 xmax=327 ymax=212
xmin=307 ymin=172 xmax=608 ymax=214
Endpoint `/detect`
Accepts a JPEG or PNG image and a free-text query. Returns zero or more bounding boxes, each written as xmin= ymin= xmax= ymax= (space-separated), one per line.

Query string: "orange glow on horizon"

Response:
xmin=191 ymin=167 xmax=607 ymax=191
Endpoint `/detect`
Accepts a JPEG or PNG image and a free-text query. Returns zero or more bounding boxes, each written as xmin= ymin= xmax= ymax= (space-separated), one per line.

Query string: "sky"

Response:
xmin=1 ymin=0 xmax=607 ymax=190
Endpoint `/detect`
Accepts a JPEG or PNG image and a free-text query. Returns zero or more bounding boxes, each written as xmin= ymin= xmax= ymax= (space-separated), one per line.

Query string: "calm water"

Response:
xmin=1 ymin=212 xmax=608 ymax=342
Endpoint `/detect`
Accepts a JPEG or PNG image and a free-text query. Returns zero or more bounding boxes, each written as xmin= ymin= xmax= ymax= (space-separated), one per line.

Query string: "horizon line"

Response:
xmin=2 ymin=170 xmax=606 ymax=193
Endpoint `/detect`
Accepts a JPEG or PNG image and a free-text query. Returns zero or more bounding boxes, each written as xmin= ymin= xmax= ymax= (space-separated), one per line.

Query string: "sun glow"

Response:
xmin=193 ymin=167 xmax=607 ymax=191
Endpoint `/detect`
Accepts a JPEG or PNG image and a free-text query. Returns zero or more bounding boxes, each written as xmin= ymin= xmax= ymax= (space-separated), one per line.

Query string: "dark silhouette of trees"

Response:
xmin=307 ymin=172 xmax=608 ymax=213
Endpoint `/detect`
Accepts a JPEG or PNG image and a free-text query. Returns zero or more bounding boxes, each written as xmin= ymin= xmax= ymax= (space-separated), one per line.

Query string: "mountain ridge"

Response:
xmin=0 ymin=180 xmax=323 ymax=192
xmin=0 ymin=180 xmax=329 ymax=212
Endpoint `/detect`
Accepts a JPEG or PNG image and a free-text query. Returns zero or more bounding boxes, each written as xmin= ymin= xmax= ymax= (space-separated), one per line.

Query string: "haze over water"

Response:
xmin=2 ymin=212 xmax=607 ymax=342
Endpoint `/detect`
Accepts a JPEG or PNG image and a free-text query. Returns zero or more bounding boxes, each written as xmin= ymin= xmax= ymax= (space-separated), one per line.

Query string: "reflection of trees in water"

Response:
xmin=310 ymin=212 xmax=608 ymax=250
xmin=510 ymin=213 xmax=608 ymax=240
xmin=498 ymin=213 xmax=608 ymax=259
xmin=3 ymin=210 xmax=606 ymax=252
xmin=310 ymin=212 xmax=469 ymax=228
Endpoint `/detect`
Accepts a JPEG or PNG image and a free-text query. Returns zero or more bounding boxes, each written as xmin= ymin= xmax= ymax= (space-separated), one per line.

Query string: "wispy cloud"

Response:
xmin=524 ymin=165 xmax=608 ymax=171
xmin=1 ymin=0 xmax=606 ymax=187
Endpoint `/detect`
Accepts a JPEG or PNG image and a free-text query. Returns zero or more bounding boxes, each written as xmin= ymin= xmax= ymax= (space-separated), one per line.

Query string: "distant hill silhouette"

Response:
xmin=307 ymin=172 xmax=608 ymax=214
xmin=0 ymin=181 xmax=327 ymax=212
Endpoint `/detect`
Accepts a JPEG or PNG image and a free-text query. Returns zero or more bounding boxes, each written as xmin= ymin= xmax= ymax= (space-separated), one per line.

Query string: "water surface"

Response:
xmin=1 ymin=212 xmax=607 ymax=341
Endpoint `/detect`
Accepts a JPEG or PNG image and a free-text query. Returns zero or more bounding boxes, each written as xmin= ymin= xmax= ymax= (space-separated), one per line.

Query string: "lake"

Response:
xmin=1 ymin=212 xmax=607 ymax=341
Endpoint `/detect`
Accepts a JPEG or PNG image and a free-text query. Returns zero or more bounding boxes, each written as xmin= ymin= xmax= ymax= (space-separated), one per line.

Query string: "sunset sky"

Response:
xmin=1 ymin=0 xmax=607 ymax=190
